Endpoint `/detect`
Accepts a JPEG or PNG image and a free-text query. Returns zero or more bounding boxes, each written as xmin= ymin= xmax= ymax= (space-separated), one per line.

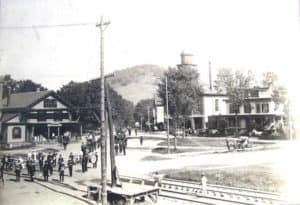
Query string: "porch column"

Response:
xmin=202 ymin=117 xmax=206 ymax=129
xmin=190 ymin=118 xmax=195 ymax=131
xmin=32 ymin=126 xmax=35 ymax=137
xmin=80 ymin=124 xmax=83 ymax=136
xmin=32 ymin=126 xmax=35 ymax=142
xmin=58 ymin=126 xmax=60 ymax=137
xmin=47 ymin=126 xmax=50 ymax=141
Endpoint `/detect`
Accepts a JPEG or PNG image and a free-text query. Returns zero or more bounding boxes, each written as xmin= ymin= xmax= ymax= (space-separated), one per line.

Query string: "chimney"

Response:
xmin=7 ymin=86 xmax=11 ymax=106
xmin=209 ymin=61 xmax=212 ymax=91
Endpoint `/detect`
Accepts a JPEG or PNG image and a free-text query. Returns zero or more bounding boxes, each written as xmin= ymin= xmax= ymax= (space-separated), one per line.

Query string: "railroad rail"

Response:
xmin=120 ymin=176 xmax=289 ymax=205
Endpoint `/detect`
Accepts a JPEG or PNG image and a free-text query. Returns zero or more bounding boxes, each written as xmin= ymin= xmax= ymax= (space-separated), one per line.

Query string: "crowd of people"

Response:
xmin=0 ymin=145 xmax=99 ymax=184
xmin=0 ymin=128 xmax=133 ymax=185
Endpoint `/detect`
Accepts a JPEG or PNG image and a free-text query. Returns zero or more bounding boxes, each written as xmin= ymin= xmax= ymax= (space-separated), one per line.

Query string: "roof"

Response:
xmin=0 ymin=90 xmax=51 ymax=109
xmin=200 ymin=92 xmax=227 ymax=97
xmin=0 ymin=113 xmax=18 ymax=122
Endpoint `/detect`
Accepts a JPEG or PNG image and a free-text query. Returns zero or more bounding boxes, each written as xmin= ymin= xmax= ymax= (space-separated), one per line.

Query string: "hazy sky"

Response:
xmin=0 ymin=0 xmax=299 ymax=95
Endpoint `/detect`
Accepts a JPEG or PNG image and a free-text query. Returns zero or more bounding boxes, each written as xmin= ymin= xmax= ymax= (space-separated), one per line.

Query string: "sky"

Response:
xmin=0 ymin=0 xmax=299 ymax=97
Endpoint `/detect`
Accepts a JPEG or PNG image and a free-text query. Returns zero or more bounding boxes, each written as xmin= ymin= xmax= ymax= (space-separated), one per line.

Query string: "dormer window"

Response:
xmin=44 ymin=99 xmax=57 ymax=108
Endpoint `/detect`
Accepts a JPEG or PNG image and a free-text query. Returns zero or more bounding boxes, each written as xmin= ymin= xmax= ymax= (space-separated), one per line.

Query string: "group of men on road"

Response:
xmin=114 ymin=130 xmax=128 ymax=156
xmin=80 ymin=140 xmax=98 ymax=172
xmin=0 ymin=150 xmax=79 ymax=184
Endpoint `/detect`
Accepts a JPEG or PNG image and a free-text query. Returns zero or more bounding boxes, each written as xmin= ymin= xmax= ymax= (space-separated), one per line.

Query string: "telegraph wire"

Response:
xmin=0 ymin=22 xmax=96 ymax=30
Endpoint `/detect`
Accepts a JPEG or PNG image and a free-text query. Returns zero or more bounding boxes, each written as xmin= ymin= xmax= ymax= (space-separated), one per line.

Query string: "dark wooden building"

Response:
xmin=0 ymin=85 xmax=81 ymax=147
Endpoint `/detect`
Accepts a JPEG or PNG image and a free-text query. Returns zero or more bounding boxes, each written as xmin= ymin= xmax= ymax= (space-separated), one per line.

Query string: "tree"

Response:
xmin=214 ymin=68 xmax=254 ymax=136
xmin=158 ymin=66 xmax=203 ymax=140
xmin=1 ymin=75 xmax=47 ymax=95
xmin=134 ymin=99 xmax=154 ymax=131
xmin=261 ymin=72 xmax=287 ymax=106
xmin=58 ymin=79 xmax=134 ymax=129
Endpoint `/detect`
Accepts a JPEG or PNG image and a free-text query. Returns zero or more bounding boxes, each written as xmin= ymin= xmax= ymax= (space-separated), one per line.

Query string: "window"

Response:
xmin=262 ymin=103 xmax=269 ymax=113
xmin=54 ymin=112 xmax=62 ymax=121
xmin=37 ymin=112 xmax=46 ymax=121
xmin=12 ymin=127 xmax=21 ymax=139
xmin=244 ymin=103 xmax=251 ymax=113
xmin=250 ymin=90 xmax=259 ymax=97
xmin=229 ymin=104 xmax=239 ymax=114
xmin=215 ymin=99 xmax=219 ymax=112
xmin=228 ymin=118 xmax=235 ymax=127
xmin=256 ymin=104 xmax=261 ymax=113
xmin=229 ymin=104 xmax=234 ymax=113
xmin=44 ymin=99 xmax=57 ymax=108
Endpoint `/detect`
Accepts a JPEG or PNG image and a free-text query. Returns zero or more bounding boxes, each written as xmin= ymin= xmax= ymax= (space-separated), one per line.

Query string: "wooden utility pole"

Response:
xmin=166 ymin=76 xmax=170 ymax=154
xmin=209 ymin=61 xmax=212 ymax=91
xmin=96 ymin=16 xmax=110 ymax=205
xmin=147 ymin=106 xmax=150 ymax=131
xmin=105 ymin=80 xmax=117 ymax=187
xmin=140 ymin=116 xmax=143 ymax=133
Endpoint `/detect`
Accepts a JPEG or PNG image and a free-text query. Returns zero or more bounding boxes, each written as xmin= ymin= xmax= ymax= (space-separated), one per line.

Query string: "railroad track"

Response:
xmin=121 ymin=176 xmax=289 ymax=205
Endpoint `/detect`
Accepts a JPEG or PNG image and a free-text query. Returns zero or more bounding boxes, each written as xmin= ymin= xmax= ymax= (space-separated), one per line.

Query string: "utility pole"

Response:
xmin=140 ymin=116 xmax=143 ymax=133
xmin=166 ymin=76 xmax=170 ymax=154
xmin=209 ymin=61 xmax=212 ymax=91
xmin=147 ymin=106 xmax=150 ymax=131
xmin=96 ymin=16 xmax=110 ymax=205
xmin=105 ymin=80 xmax=117 ymax=187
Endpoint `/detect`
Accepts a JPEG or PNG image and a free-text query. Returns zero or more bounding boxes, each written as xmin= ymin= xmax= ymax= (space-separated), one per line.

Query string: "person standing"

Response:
xmin=140 ymin=136 xmax=143 ymax=146
xmin=59 ymin=163 xmax=65 ymax=183
xmin=134 ymin=121 xmax=139 ymax=136
xmin=69 ymin=152 xmax=74 ymax=164
xmin=15 ymin=159 xmax=22 ymax=182
xmin=67 ymin=158 xmax=73 ymax=177
xmin=201 ymin=174 xmax=208 ymax=195
xmin=47 ymin=153 xmax=53 ymax=175
xmin=52 ymin=153 xmax=57 ymax=168
xmin=123 ymin=137 xmax=128 ymax=155
xmin=127 ymin=126 xmax=131 ymax=136
xmin=114 ymin=142 xmax=119 ymax=156
xmin=63 ymin=136 xmax=68 ymax=150
xmin=43 ymin=161 xmax=49 ymax=182
xmin=38 ymin=153 xmax=43 ymax=171
xmin=0 ymin=159 xmax=4 ymax=184
xmin=83 ymin=154 xmax=88 ymax=172
xmin=28 ymin=159 xmax=35 ymax=182
xmin=81 ymin=142 xmax=87 ymax=156
xmin=58 ymin=154 xmax=64 ymax=172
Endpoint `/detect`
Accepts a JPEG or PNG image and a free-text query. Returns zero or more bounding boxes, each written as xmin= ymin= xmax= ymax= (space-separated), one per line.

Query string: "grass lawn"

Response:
xmin=157 ymin=137 xmax=227 ymax=147
xmin=141 ymin=155 xmax=172 ymax=161
xmin=152 ymin=147 xmax=215 ymax=154
xmin=159 ymin=163 xmax=285 ymax=193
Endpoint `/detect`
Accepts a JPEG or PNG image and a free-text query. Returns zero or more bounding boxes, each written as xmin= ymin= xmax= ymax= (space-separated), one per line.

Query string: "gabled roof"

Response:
xmin=0 ymin=90 xmax=51 ymax=109
xmin=1 ymin=113 xmax=18 ymax=123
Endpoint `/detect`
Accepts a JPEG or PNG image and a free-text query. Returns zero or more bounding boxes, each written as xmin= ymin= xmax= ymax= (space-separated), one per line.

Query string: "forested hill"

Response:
xmin=107 ymin=64 xmax=166 ymax=104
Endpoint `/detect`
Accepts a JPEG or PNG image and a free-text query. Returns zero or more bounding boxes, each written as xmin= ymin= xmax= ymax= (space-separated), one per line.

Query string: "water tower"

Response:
xmin=177 ymin=51 xmax=197 ymax=69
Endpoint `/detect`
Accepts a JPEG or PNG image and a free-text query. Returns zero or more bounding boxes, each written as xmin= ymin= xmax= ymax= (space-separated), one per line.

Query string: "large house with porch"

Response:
xmin=0 ymin=82 xmax=82 ymax=147
xmin=190 ymin=87 xmax=285 ymax=134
